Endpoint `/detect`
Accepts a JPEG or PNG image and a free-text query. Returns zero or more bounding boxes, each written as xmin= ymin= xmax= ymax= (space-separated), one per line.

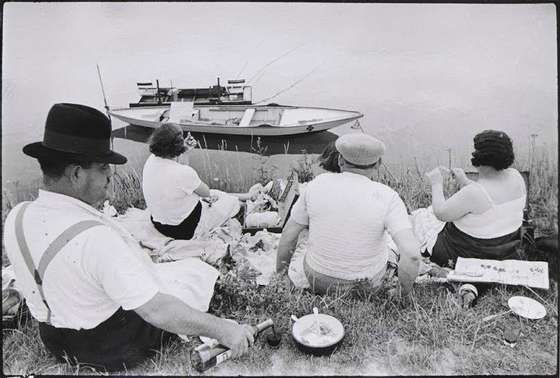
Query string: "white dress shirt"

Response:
xmin=3 ymin=190 xmax=160 ymax=330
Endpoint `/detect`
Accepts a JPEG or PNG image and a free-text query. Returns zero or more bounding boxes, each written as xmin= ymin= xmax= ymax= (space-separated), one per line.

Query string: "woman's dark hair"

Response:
xmin=318 ymin=142 xmax=341 ymax=173
xmin=471 ymin=129 xmax=514 ymax=170
xmin=148 ymin=123 xmax=186 ymax=158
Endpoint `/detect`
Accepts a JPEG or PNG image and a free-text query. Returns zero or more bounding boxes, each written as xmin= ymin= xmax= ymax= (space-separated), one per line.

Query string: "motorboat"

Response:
xmin=109 ymin=79 xmax=363 ymax=136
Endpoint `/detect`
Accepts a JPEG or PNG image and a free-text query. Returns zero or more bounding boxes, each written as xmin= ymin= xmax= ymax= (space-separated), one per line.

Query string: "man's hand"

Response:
xmin=217 ymin=322 xmax=255 ymax=358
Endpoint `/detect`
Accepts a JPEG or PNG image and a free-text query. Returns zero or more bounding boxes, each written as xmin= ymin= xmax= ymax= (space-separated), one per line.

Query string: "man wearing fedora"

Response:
xmin=276 ymin=133 xmax=421 ymax=296
xmin=3 ymin=103 xmax=255 ymax=371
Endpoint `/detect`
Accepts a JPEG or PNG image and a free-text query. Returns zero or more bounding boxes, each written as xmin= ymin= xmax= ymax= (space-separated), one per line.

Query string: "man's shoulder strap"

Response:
xmin=14 ymin=202 xmax=35 ymax=283
xmin=37 ymin=220 xmax=105 ymax=280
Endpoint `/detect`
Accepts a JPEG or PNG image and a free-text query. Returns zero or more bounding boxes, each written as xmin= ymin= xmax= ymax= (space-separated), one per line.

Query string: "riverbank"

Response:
xmin=2 ymin=151 xmax=558 ymax=375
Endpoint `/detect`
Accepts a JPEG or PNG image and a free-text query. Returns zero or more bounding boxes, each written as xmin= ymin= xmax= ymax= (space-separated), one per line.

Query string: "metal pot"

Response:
xmin=290 ymin=311 xmax=345 ymax=356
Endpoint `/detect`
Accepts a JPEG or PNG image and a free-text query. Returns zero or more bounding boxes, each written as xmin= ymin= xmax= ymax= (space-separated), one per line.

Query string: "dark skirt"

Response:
xmin=430 ymin=222 xmax=523 ymax=268
xmin=39 ymin=307 xmax=174 ymax=372
xmin=151 ymin=201 xmax=202 ymax=240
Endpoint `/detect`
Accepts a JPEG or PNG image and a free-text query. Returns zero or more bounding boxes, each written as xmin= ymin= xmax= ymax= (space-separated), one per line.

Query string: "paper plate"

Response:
xmin=508 ymin=296 xmax=547 ymax=320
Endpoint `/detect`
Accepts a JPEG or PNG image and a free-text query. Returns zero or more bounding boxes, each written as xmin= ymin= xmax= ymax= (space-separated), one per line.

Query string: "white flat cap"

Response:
xmin=335 ymin=133 xmax=385 ymax=166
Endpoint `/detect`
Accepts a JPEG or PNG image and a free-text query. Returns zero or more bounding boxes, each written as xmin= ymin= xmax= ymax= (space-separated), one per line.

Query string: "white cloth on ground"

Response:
xmin=234 ymin=229 xmax=310 ymax=288
xmin=194 ymin=189 xmax=241 ymax=238
xmin=114 ymin=207 xmax=229 ymax=264
xmin=155 ymin=258 xmax=219 ymax=312
xmin=410 ymin=206 xmax=445 ymax=255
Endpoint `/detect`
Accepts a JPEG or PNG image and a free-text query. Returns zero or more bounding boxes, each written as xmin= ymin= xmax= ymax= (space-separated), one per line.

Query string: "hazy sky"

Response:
xmin=2 ymin=2 xmax=557 ymax=184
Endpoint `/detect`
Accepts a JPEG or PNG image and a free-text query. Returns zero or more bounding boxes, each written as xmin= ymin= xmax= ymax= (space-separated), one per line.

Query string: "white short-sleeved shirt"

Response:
xmin=3 ymin=190 xmax=160 ymax=330
xmin=142 ymin=154 xmax=202 ymax=225
xmin=290 ymin=172 xmax=412 ymax=281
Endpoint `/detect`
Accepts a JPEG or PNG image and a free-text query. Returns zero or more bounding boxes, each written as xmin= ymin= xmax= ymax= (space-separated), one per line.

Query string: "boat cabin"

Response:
xmin=131 ymin=78 xmax=252 ymax=107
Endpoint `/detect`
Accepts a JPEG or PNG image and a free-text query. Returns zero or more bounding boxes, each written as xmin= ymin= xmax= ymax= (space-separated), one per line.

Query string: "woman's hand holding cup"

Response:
xmin=425 ymin=166 xmax=449 ymax=185
xmin=450 ymin=167 xmax=470 ymax=188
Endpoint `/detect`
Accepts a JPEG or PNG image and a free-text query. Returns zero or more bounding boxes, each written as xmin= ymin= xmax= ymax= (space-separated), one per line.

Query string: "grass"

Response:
xmin=2 ymin=148 xmax=558 ymax=375
xmin=3 ymin=278 xmax=557 ymax=375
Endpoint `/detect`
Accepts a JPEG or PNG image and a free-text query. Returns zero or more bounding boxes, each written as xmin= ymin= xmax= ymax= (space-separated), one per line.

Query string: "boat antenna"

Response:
xmin=248 ymin=44 xmax=303 ymax=84
xmin=156 ymin=79 xmax=161 ymax=104
xmin=96 ymin=64 xmax=111 ymax=121
xmin=254 ymin=64 xmax=320 ymax=105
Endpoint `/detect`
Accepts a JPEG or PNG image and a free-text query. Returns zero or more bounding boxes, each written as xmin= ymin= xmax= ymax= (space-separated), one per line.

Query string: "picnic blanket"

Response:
xmin=410 ymin=206 xmax=445 ymax=255
xmin=113 ymin=206 xmax=231 ymax=263
xmin=234 ymin=229 xmax=310 ymax=287
xmin=194 ymin=190 xmax=241 ymax=239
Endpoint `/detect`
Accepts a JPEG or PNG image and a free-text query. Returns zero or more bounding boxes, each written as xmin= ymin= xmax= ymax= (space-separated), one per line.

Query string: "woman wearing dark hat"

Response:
xmin=425 ymin=130 xmax=526 ymax=267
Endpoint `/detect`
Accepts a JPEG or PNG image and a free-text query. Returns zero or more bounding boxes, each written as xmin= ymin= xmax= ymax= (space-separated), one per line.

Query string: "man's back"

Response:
xmin=4 ymin=190 xmax=159 ymax=330
xmin=290 ymin=172 xmax=411 ymax=282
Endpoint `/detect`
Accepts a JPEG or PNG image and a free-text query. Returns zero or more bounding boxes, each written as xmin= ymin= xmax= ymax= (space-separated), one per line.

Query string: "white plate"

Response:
xmin=508 ymin=296 xmax=547 ymax=320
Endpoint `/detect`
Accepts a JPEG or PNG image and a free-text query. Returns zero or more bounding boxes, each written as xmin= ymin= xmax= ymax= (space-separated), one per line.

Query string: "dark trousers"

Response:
xmin=431 ymin=222 xmax=523 ymax=299
xmin=39 ymin=307 xmax=174 ymax=372
xmin=151 ymin=201 xmax=202 ymax=240
xmin=430 ymin=222 xmax=522 ymax=268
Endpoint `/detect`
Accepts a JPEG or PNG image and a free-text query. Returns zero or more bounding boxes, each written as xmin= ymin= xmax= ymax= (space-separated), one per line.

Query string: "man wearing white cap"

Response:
xmin=276 ymin=133 xmax=420 ymax=296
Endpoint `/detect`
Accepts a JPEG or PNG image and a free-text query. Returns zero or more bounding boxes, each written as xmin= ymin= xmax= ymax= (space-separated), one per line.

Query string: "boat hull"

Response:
xmin=109 ymin=104 xmax=362 ymax=136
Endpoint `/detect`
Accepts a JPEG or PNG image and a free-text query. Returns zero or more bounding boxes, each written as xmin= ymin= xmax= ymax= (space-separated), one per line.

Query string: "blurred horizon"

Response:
xmin=2 ymin=2 xmax=557 ymax=188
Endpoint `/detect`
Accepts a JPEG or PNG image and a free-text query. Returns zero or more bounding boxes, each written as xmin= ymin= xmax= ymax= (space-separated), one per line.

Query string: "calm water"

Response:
xmin=2 ymin=3 xmax=557 ymax=192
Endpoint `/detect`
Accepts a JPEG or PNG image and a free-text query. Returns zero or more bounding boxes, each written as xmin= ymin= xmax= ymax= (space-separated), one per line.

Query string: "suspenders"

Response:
xmin=14 ymin=202 xmax=104 ymax=324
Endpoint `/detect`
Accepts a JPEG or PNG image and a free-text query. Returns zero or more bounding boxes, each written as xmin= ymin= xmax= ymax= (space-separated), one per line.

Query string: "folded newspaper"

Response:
xmin=447 ymin=257 xmax=549 ymax=290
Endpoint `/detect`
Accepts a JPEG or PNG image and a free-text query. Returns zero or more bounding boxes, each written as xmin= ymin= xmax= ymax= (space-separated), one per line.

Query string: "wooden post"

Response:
xmin=156 ymin=79 xmax=161 ymax=104
xmin=530 ymin=133 xmax=538 ymax=172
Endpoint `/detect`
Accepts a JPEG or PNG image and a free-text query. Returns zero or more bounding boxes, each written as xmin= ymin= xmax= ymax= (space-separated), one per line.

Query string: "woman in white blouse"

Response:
xmin=425 ymin=130 xmax=526 ymax=267
xmin=142 ymin=123 xmax=252 ymax=240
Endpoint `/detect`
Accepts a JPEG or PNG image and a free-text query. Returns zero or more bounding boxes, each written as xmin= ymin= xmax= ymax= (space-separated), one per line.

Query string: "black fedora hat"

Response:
xmin=23 ymin=103 xmax=127 ymax=164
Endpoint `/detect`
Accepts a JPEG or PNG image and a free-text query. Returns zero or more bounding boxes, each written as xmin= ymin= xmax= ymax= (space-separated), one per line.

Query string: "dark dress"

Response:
xmin=430 ymin=222 xmax=523 ymax=268
xmin=151 ymin=201 xmax=202 ymax=240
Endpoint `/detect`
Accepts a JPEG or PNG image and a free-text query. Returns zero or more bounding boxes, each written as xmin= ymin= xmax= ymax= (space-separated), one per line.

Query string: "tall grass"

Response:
xmin=2 ymin=143 xmax=557 ymax=375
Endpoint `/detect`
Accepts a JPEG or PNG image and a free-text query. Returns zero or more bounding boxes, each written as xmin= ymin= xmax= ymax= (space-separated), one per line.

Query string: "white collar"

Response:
xmin=37 ymin=189 xmax=102 ymax=214
xmin=341 ymin=171 xmax=371 ymax=180
xmin=37 ymin=189 xmax=142 ymax=250
xmin=151 ymin=154 xmax=181 ymax=165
